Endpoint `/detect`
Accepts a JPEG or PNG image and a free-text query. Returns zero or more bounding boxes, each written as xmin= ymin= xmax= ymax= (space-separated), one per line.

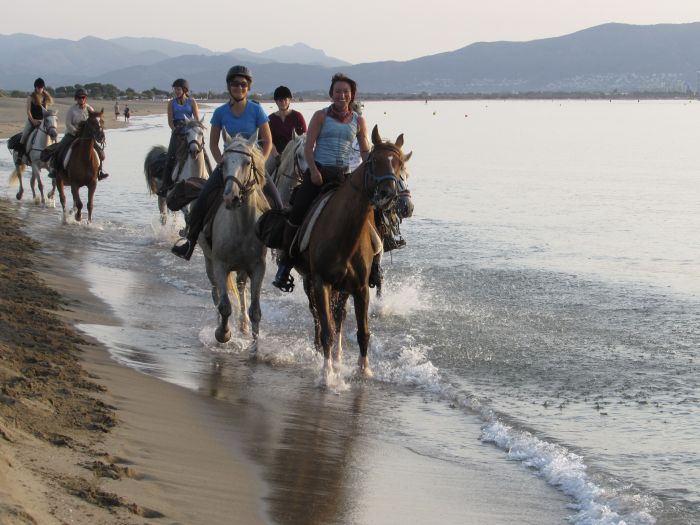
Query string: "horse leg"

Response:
xmin=303 ymin=277 xmax=323 ymax=352
xmin=29 ymin=167 xmax=38 ymax=204
xmin=70 ymin=185 xmax=82 ymax=222
xmin=57 ymin=179 xmax=68 ymax=224
xmin=34 ymin=164 xmax=45 ymax=206
xmin=332 ymin=292 xmax=349 ymax=365
xmin=212 ymin=263 xmax=232 ymax=343
xmin=15 ymin=158 xmax=24 ymax=200
xmin=312 ymin=276 xmax=334 ymax=382
xmin=87 ymin=181 xmax=96 ymax=223
xmin=248 ymin=257 xmax=267 ymax=340
xmin=158 ymin=196 xmax=168 ymax=225
xmin=352 ymin=286 xmax=373 ymax=377
xmin=236 ymin=273 xmax=250 ymax=336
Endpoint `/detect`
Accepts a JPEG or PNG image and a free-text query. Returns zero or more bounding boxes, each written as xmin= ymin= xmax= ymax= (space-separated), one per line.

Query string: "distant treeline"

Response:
xmin=0 ymin=83 xmax=697 ymax=101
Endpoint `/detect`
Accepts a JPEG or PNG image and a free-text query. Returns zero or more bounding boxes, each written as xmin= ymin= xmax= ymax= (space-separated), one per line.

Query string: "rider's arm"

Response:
xmin=210 ymin=125 xmax=223 ymax=164
xmin=191 ymin=98 xmax=200 ymax=121
xmin=357 ymin=115 xmax=370 ymax=162
xmin=258 ymin=122 xmax=273 ymax=160
xmin=167 ymin=100 xmax=174 ymax=131
xmin=304 ymin=110 xmax=324 ymax=185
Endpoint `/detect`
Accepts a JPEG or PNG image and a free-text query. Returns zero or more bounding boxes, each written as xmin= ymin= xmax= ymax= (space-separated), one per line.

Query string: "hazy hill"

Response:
xmin=4 ymin=23 xmax=700 ymax=94
xmin=109 ymin=37 xmax=215 ymax=58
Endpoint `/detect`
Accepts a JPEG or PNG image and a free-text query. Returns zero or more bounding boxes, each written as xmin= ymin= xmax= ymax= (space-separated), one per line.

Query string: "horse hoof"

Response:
xmin=215 ymin=327 xmax=231 ymax=343
xmin=16 ymin=191 xmax=22 ymax=200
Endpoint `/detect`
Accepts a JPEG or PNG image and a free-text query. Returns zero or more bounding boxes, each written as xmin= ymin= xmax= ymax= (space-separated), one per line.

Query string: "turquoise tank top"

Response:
xmin=171 ymin=97 xmax=194 ymax=122
xmin=314 ymin=110 xmax=358 ymax=169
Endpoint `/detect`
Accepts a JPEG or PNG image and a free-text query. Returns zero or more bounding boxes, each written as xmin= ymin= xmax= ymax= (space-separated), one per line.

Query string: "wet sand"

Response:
xmin=0 ymin=97 xmax=171 ymax=139
xmin=0 ymin=196 xmax=573 ymax=524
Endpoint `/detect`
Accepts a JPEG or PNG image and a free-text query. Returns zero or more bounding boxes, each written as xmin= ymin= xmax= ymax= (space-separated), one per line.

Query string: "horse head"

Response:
xmin=41 ymin=109 xmax=59 ymax=140
xmin=183 ymin=115 xmax=206 ymax=159
xmin=365 ymin=125 xmax=405 ymax=211
xmin=221 ymin=131 xmax=265 ymax=209
xmin=396 ymin=149 xmax=413 ymax=218
xmin=81 ymin=109 xmax=105 ymax=146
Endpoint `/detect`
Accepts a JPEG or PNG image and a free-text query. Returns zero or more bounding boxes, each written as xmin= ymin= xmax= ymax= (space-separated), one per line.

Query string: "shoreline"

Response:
xmin=0 ymin=198 xmax=267 ymax=524
xmin=0 ymin=98 xmax=172 ymax=139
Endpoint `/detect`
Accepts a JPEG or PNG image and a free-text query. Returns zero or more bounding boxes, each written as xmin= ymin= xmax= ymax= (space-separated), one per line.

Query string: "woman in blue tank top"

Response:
xmin=272 ymin=73 xmax=370 ymax=292
xmin=159 ymin=78 xmax=200 ymax=195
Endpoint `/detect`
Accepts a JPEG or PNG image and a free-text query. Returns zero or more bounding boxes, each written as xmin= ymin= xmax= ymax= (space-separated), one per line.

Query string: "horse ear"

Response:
xmin=199 ymin=114 xmax=205 ymax=124
xmin=371 ymin=125 xmax=381 ymax=146
xmin=222 ymin=128 xmax=232 ymax=144
xmin=99 ymin=109 xmax=104 ymax=116
xmin=247 ymin=134 xmax=257 ymax=148
xmin=395 ymin=134 xmax=404 ymax=148
xmin=404 ymin=151 xmax=412 ymax=163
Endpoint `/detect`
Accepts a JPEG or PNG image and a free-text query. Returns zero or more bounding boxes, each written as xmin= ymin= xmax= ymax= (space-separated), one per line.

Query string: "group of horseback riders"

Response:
xmin=14 ymin=65 xmax=406 ymax=292
xmin=12 ymin=77 xmax=109 ymax=182
xmin=166 ymin=65 xmax=401 ymax=292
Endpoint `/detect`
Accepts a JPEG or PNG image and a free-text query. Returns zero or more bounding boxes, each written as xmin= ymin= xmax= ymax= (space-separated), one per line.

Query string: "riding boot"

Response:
xmin=171 ymin=199 xmax=205 ymax=261
xmin=97 ymin=160 xmax=109 ymax=181
xmin=157 ymin=155 xmax=177 ymax=197
xmin=368 ymin=254 xmax=383 ymax=289
xmin=272 ymin=221 xmax=299 ymax=292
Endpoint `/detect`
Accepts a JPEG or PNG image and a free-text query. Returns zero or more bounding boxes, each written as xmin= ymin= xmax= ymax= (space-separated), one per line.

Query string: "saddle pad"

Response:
xmin=297 ymin=192 xmax=334 ymax=254
xmin=295 ymin=193 xmax=384 ymax=257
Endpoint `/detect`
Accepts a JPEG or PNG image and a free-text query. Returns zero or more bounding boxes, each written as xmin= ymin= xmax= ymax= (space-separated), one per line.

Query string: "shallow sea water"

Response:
xmin=1 ymin=99 xmax=698 ymax=524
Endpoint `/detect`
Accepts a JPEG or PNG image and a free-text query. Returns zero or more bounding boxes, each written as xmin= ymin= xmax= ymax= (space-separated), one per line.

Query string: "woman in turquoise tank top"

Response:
xmin=272 ymin=73 xmax=370 ymax=292
xmin=159 ymin=78 xmax=200 ymax=195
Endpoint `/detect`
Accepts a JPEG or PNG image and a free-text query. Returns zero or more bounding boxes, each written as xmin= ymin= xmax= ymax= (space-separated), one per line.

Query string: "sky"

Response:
xmin=3 ymin=1 xmax=700 ymax=64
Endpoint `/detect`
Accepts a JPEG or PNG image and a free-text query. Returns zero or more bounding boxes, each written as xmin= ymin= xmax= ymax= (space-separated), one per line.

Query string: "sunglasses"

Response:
xmin=229 ymin=81 xmax=248 ymax=88
xmin=77 ymin=96 xmax=87 ymax=100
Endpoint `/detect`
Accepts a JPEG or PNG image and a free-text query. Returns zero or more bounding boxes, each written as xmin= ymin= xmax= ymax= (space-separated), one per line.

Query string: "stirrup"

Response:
xmin=272 ymin=267 xmax=295 ymax=292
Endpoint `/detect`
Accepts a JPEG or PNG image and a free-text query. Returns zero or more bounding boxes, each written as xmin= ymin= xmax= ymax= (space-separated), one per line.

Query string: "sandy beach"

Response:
xmin=0 ymin=97 xmax=170 ymax=139
xmin=0 ymin=197 xmax=574 ymax=524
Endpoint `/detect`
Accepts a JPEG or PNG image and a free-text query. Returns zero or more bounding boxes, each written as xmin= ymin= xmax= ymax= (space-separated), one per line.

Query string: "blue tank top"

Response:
xmin=314 ymin=111 xmax=358 ymax=169
xmin=171 ymin=97 xmax=194 ymax=122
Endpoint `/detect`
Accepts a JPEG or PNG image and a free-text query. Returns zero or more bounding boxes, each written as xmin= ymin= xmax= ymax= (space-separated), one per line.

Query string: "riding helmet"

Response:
xmin=34 ymin=77 xmax=45 ymax=88
xmin=172 ymin=78 xmax=189 ymax=92
xmin=273 ymin=85 xmax=292 ymax=100
xmin=74 ymin=88 xmax=88 ymax=99
xmin=226 ymin=65 xmax=253 ymax=85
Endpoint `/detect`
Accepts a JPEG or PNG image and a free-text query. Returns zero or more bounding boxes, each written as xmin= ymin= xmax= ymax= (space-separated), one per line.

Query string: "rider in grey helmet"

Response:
xmin=172 ymin=65 xmax=284 ymax=260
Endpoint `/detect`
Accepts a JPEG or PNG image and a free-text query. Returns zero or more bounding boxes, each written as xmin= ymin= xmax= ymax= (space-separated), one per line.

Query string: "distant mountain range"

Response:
xmin=3 ymin=23 xmax=700 ymax=94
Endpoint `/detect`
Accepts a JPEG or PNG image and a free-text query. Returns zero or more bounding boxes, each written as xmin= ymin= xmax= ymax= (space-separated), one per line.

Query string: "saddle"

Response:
xmin=166 ymin=177 xmax=207 ymax=211
xmin=292 ymin=189 xmax=382 ymax=258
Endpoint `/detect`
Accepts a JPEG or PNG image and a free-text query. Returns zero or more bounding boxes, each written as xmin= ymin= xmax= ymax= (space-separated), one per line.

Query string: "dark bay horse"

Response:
xmin=56 ymin=109 xmax=105 ymax=223
xmin=297 ymin=125 xmax=407 ymax=384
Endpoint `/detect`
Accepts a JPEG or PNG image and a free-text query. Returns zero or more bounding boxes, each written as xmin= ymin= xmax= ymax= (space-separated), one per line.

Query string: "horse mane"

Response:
xmin=75 ymin=110 xmax=102 ymax=136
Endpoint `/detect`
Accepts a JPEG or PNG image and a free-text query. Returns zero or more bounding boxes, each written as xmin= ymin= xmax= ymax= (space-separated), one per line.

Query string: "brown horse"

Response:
xmin=56 ymin=109 xmax=105 ymax=223
xmin=297 ymin=125 xmax=407 ymax=384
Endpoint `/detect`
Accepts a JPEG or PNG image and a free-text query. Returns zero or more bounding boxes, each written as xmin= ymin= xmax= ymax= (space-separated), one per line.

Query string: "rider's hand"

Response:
xmin=310 ymin=169 xmax=323 ymax=186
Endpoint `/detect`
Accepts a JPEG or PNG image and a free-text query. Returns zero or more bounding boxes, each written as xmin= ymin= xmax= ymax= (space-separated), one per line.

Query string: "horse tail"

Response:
xmin=144 ymin=145 xmax=167 ymax=194
xmin=8 ymin=164 xmax=25 ymax=187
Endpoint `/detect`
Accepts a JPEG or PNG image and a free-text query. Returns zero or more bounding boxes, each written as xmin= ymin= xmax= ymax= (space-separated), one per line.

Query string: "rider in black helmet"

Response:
xmin=157 ymin=78 xmax=201 ymax=196
xmin=16 ymin=77 xmax=54 ymax=160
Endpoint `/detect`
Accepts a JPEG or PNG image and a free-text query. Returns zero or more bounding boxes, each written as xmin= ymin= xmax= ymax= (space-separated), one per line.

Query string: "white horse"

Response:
xmin=200 ymin=133 xmax=270 ymax=345
xmin=9 ymin=110 xmax=58 ymax=205
xmin=267 ymin=131 xmax=308 ymax=206
xmin=144 ymin=116 xmax=210 ymax=225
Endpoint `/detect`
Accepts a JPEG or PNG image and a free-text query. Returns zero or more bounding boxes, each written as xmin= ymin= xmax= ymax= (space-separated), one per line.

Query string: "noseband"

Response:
xmin=362 ymin=144 xmax=402 ymax=206
xmin=222 ymin=147 xmax=264 ymax=203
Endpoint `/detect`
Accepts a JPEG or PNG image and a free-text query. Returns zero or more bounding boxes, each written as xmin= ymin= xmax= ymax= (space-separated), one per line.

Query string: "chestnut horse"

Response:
xmin=297 ymin=125 xmax=407 ymax=384
xmin=56 ymin=109 xmax=105 ymax=223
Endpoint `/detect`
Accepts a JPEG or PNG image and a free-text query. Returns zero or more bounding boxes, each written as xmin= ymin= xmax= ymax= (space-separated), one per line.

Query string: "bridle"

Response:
xmin=222 ymin=145 xmax=265 ymax=205
xmin=275 ymin=138 xmax=306 ymax=184
xmin=28 ymin=116 xmax=58 ymax=151
xmin=76 ymin=115 xmax=105 ymax=148
xmin=184 ymin=124 xmax=205 ymax=158
xmin=361 ymin=143 xmax=402 ymax=207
